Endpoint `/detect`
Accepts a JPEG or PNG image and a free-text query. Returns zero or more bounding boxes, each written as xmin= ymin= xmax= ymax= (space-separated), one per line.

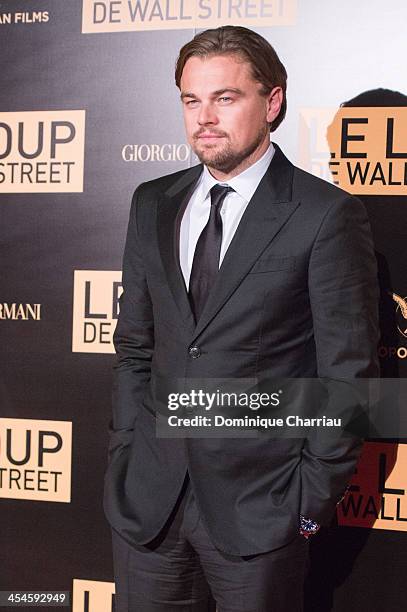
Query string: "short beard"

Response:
xmin=192 ymin=126 xmax=269 ymax=174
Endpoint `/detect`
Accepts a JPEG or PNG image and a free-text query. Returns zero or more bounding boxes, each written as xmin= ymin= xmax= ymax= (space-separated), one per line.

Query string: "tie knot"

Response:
xmin=210 ymin=184 xmax=234 ymax=208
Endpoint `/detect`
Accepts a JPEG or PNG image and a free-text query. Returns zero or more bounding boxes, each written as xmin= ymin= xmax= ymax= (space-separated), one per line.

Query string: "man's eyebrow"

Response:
xmin=180 ymin=88 xmax=244 ymax=100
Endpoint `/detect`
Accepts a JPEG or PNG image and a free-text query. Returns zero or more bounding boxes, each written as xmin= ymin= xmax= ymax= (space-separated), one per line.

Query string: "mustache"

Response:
xmin=193 ymin=129 xmax=228 ymax=139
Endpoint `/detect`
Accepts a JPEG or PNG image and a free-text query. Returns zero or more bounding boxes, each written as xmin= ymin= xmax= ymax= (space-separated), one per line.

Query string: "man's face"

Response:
xmin=180 ymin=54 xmax=282 ymax=175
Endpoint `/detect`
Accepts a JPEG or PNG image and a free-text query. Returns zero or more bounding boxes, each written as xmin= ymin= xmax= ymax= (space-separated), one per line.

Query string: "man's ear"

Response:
xmin=266 ymin=86 xmax=283 ymax=124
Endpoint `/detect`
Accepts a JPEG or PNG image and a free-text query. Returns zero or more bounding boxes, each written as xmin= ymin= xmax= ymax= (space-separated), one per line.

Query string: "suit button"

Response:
xmin=189 ymin=346 xmax=201 ymax=358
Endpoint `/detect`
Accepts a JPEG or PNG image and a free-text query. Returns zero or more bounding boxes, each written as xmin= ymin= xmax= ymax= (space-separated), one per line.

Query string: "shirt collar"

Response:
xmin=201 ymin=141 xmax=275 ymax=202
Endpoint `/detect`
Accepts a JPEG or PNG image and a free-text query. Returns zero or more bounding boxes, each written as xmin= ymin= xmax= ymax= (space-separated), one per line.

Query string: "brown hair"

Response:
xmin=175 ymin=25 xmax=287 ymax=132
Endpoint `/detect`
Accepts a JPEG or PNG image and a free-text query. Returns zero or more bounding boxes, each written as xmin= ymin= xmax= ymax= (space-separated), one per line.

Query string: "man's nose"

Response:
xmin=197 ymin=102 xmax=218 ymax=125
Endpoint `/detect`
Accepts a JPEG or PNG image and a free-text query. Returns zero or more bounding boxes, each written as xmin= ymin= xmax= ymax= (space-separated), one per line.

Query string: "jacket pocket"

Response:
xmin=249 ymin=255 xmax=296 ymax=274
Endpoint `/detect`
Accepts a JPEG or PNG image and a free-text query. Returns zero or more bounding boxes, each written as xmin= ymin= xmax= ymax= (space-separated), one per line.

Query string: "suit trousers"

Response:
xmin=111 ymin=474 xmax=309 ymax=612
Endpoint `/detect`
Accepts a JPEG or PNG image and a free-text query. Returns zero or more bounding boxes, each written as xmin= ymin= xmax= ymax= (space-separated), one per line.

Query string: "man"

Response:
xmin=103 ymin=26 xmax=379 ymax=612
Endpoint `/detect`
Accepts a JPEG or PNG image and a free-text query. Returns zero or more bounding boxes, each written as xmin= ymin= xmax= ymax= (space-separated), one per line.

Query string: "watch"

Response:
xmin=299 ymin=514 xmax=320 ymax=538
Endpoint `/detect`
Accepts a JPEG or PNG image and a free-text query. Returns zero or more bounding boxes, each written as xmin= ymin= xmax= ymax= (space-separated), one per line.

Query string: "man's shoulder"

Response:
xmin=273 ymin=143 xmax=363 ymax=217
xmin=288 ymin=161 xmax=371 ymax=231
xmin=290 ymin=164 xmax=368 ymax=230
xmin=292 ymin=164 xmax=357 ymax=206
xmin=133 ymin=164 xmax=202 ymax=200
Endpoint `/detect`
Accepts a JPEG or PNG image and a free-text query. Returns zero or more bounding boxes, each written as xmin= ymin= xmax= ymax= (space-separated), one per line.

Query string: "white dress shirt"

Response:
xmin=180 ymin=142 xmax=275 ymax=290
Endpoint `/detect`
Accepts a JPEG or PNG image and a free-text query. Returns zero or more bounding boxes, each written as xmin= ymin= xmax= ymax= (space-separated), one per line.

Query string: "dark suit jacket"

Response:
xmin=103 ymin=142 xmax=379 ymax=555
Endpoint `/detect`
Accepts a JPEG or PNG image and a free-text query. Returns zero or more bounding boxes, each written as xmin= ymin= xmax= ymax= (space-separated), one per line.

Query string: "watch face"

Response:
xmin=300 ymin=516 xmax=320 ymax=533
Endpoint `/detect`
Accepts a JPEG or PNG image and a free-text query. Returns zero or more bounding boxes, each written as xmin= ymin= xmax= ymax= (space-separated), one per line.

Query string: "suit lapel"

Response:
xmin=191 ymin=144 xmax=300 ymax=340
xmin=156 ymin=143 xmax=300 ymax=340
xmin=157 ymin=165 xmax=202 ymax=335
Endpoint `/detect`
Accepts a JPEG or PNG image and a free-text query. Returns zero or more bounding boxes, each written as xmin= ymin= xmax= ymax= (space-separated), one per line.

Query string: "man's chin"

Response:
xmin=195 ymin=152 xmax=221 ymax=166
xmin=194 ymin=144 xmax=223 ymax=159
xmin=195 ymin=152 xmax=243 ymax=174
xmin=193 ymin=146 xmax=235 ymax=171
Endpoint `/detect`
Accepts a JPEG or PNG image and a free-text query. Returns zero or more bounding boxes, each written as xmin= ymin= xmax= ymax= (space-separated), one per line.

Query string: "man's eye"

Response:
xmin=185 ymin=100 xmax=198 ymax=106
xmin=218 ymin=97 xmax=232 ymax=103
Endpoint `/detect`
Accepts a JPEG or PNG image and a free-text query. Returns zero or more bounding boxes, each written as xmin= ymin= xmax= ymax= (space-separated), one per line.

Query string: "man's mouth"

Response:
xmin=197 ymin=134 xmax=225 ymax=140
xmin=196 ymin=132 xmax=224 ymax=139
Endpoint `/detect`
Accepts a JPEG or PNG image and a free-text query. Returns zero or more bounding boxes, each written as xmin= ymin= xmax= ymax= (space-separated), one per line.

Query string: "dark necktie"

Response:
xmin=188 ymin=184 xmax=234 ymax=323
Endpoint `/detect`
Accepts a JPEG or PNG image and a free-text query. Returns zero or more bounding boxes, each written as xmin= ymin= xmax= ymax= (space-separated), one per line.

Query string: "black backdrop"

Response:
xmin=1 ymin=1 xmax=407 ymax=611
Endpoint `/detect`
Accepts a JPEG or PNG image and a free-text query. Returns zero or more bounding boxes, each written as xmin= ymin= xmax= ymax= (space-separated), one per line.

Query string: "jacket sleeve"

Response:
xmin=300 ymin=194 xmax=379 ymax=525
xmin=109 ymin=184 xmax=154 ymax=443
